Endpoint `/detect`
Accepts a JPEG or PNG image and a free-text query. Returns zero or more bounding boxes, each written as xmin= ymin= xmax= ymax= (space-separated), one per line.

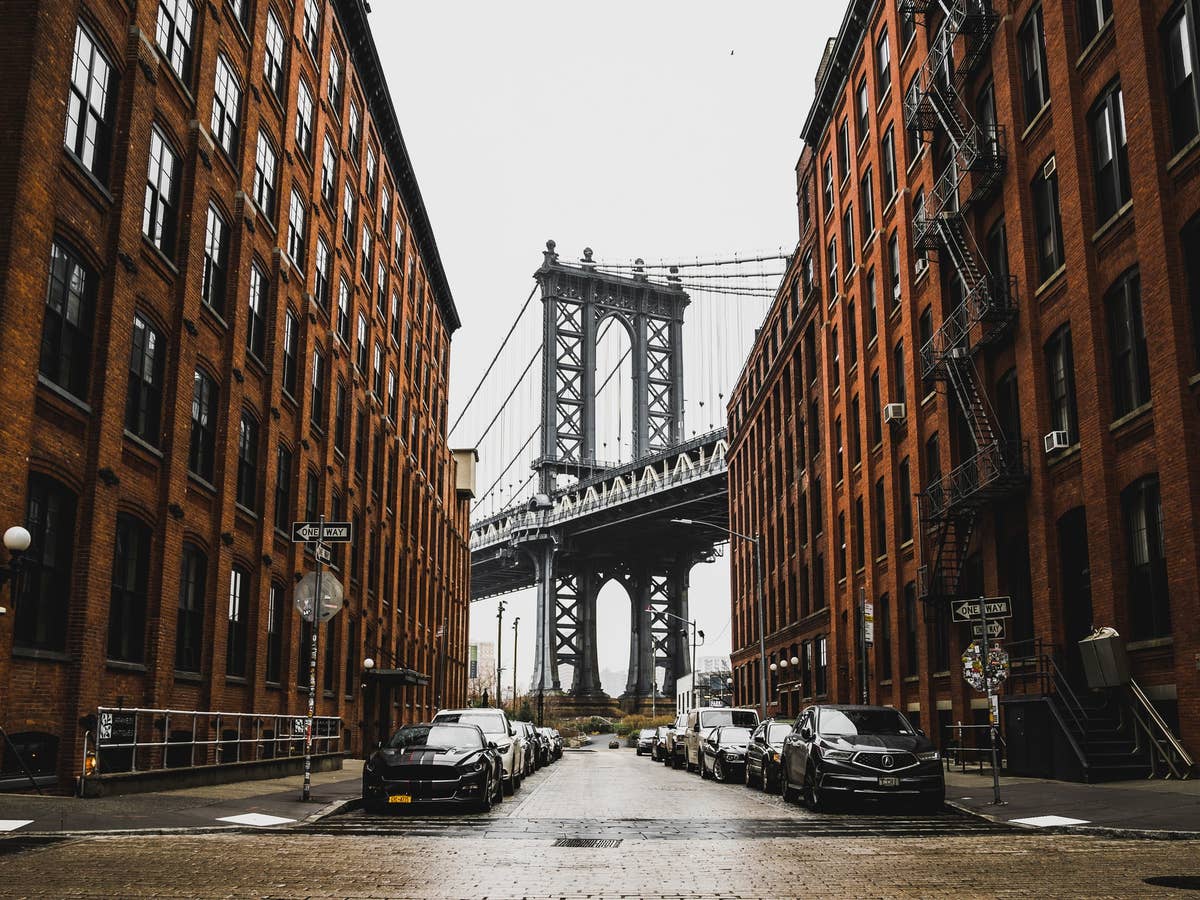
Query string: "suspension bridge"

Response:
xmin=452 ymin=240 xmax=786 ymax=711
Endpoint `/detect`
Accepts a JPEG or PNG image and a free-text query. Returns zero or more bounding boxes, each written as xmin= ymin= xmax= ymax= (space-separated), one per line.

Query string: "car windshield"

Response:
xmin=719 ymin=727 xmax=752 ymax=745
xmin=675 ymin=716 xmax=688 ymax=729
xmin=701 ymin=710 xmax=758 ymax=728
xmin=767 ymin=724 xmax=791 ymax=743
xmin=386 ymin=724 xmax=482 ymax=750
xmin=639 ymin=729 xmax=656 ymax=738
xmin=817 ymin=708 xmax=913 ymax=737
xmin=656 ymin=727 xmax=669 ymax=737
xmin=434 ymin=711 xmax=508 ymax=736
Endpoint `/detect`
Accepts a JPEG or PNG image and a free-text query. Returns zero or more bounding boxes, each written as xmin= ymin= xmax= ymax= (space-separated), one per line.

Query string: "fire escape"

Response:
xmin=901 ymin=0 xmax=1025 ymax=601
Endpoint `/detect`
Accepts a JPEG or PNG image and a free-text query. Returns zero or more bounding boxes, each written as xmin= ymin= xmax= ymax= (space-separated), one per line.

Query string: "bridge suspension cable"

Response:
xmin=449 ymin=283 xmax=539 ymax=439
xmin=590 ymin=252 xmax=792 ymax=270
xmin=473 ymin=344 xmax=542 ymax=448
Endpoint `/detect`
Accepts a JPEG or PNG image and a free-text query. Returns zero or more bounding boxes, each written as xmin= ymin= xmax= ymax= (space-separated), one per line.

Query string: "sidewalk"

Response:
xmin=945 ymin=769 xmax=1200 ymax=838
xmin=0 ymin=767 xmax=362 ymax=836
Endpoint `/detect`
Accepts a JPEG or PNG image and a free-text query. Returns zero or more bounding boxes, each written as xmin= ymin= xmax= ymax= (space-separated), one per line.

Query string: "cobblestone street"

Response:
xmin=0 ymin=744 xmax=1197 ymax=898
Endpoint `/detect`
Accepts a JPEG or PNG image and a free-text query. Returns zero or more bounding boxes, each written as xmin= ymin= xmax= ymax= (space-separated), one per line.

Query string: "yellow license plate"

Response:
xmin=387 ymin=794 xmax=412 ymax=804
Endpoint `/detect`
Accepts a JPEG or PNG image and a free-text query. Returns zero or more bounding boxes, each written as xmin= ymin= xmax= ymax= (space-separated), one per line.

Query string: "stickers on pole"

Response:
xmin=962 ymin=640 xmax=1009 ymax=693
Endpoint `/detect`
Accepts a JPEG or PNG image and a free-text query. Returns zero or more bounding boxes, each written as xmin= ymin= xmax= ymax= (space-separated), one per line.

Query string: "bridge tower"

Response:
xmin=526 ymin=241 xmax=691 ymax=711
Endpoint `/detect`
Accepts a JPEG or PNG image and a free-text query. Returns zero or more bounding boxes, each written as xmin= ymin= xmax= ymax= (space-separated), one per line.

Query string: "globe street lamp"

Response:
xmin=671 ymin=518 xmax=767 ymax=719
xmin=0 ymin=525 xmax=32 ymax=616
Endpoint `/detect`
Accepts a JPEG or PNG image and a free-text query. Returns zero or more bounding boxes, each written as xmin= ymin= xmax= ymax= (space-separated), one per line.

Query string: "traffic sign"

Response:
xmin=293 ymin=570 xmax=344 ymax=623
xmin=314 ymin=543 xmax=332 ymax=565
xmin=962 ymin=641 xmax=1010 ymax=693
xmin=863 ymin=602 xmax=874 ymax=645
xmin=951 ymin=596 xmax=1012 ymax=623
xmin=972 ymin=620 xmax=1006 ymax=640
xmin=291 ymin=521 xmax=354 ymax=543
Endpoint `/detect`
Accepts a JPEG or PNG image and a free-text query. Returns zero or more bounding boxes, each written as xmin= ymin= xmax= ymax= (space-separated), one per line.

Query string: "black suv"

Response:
xmin=744 ymin=719 xmax=791 ymax=793
xmin=780 ymin=705 xmax=944 ymax=812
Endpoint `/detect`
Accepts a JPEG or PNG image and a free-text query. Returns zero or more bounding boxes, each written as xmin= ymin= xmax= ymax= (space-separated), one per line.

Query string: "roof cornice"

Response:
xmin=800 ymin=0 xmax=879 ymax=147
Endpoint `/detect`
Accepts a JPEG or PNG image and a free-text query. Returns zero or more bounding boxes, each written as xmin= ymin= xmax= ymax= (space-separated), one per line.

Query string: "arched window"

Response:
xmin=175 ymin=542 xmax=206 ymax=673
xmin=15 ymin=474 xmax=77 ymax=651
xmin=107 ymin=513 xmax=151 ymax=662
xmin=1122 ymin=475 xmax=1170 ymax=639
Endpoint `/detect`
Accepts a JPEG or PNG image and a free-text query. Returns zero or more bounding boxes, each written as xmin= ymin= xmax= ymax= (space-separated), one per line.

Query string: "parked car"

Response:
xmin=635 ymin=728 xmax=656 ymax=756
xmin=517 ymin=721 xmax=551 ymax=768
xmin=432 ymin=708 xmax=524 ymax=795
xmin=685 ymin=707 xmax=760 ymax=772
xmin=362 ymin=722 xmax=503 ymax=813
xmin=651 ymin=725 xmax=671 ymax=761
xmin=665 ymin=713 xmax=689 ymax=768
xmin=699 ymin=725 xmax=753 ymax=782
xmin=780 ymin=704 xmax=944 ymax=812
xmin=745 ymin=719 xmax=792 ymax=792
xmin=513 ymin=721 xmax=540 ymax=775
xmin=538 ymin=726 xmax=563 ymax=760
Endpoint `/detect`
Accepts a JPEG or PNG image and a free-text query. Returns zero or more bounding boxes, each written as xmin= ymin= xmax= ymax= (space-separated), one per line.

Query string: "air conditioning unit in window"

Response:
xmin=1043 ymin=430 xmax=1069 ymax=454
xmin=883 ymin=402 xmax=907 ymax=424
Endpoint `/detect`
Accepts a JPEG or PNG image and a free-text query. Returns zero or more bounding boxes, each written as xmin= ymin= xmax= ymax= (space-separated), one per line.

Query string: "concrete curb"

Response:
xmin=946 ymin=799 xmax=1200 ymax=841
xmin=301 ymin=796 xmax=360 ymax=824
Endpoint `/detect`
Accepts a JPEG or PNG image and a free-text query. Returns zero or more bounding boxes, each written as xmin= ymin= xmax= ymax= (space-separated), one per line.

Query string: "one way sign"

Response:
xmin=951 ymin=596 xmax=1012 ymax=623
xmin=972 ymin=620 xmax=1006 ymax=640
xmin=291 ymin=521 xmax=354 ymax=543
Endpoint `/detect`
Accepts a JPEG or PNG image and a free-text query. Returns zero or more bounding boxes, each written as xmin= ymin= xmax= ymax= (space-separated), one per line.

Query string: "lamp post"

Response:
xmin=495 ymin=600 xmax=506 ymax=709
xmin=0 ymin=526 xmax=32 ymax=615
xmin=653 ymin=608 xmax=704 ymax=710
xmin=671 ymin=518 xmax=767 ymax=719
xmin=511 ymin=617 xmax=520 ymax=717
xmin=362 ymin=657 xmax=375 ymax=753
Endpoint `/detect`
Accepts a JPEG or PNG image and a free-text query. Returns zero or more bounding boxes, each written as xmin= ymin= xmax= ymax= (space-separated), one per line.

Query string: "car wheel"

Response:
xmin=714 ymin=757 xmax=727 ymax=783
xmin=503 ymin=771 xmax=515 ymax=796
xmin=476 ymin=776 xmax=493 ymax=813
xmin=493 ymin=774 xmax=503 ymax=805
xmin=781 ymin=767 xmax=799 ymax=803
xmin=804 ymin=765 xmax=829 ymax=812
xmin=763 ymin=764 xmax=778 ymax=794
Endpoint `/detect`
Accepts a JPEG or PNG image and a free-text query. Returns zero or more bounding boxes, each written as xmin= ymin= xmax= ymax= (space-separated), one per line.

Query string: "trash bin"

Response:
xmin=1077 ymin=626 xmax=1130 ymax=689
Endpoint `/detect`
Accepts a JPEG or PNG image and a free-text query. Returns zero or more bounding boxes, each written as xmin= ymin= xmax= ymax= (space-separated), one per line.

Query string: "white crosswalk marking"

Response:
xmin=0 ymin=820 xmax=32 ymax=832
xmin=1010 ymin=815 xmax=1090 ymax=827
xmin=217 ymin=813 xmax=296 ymax=827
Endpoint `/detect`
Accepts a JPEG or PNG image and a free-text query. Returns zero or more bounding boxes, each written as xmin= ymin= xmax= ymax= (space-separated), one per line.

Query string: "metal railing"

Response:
xmin=944 ymin=722 xmax=1004 ymax=773
xmin=1127 ymin=679 xmax=1194 ymax=779
xmin=920 ymin=440 xmax=1026 ymax=522
xmin=82 ymin=707 xmax=343 ymax=779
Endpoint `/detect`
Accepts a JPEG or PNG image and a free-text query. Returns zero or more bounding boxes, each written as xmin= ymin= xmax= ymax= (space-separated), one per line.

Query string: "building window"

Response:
xmin=274 ymin=444 xmax=293 ymax=533
xmin=328 ymin=49 xmax=343 ymax=111
xmin=373 ymin=341 xmax=384 ymax=396
xmin=842 ymin=206 xmax=855 ymax=271
xmin=155 ymin=0 xmax=196 ymax=82
xmin=210 ymin=54 xmax=241 ymax=158
xmin=878 ymin=594 xmax=892 ymax=680
xmin=903 ymin=582 xmax=918 ymax=676
xmin=1183 ymin=215 xmax=1200 ymax=367
xmin=263 ymin=9 xmax=286 ymax=99
xmin=834 ymin=415 xmax=844 ymax=482
xmin=176 ymin=543 xmax=206 ymax=673
xmin=905 ymin=74 xmax=922 ymax=163
xmin=876 ymin=28 xmax=891 ymax=98
xmin=236 ymin=412 xmax=259 ymax=510
xmin=847 ymin=301 xmax=858 ymax=368
xmin=918 ymin=306 xmax=933 ymax=393
xmin=856 ymin=76 xmax=869 ymax=142
xmin=1106 ymin=269 xmax=1151 ymax=417
xmin=866 ymin=268 xmax=878 ymax=342
xmin=874 ymin=477 xmax=887 ymax=559
xmin=334 ymin=380 xmax=348 ymax=452
xmin=303 ymin=0 xmax=322 ymax=57
xmin=252 ymin=130 xmax=278 ymax=216
xmin=107 ymin=514 xmax=150 ymax=663
xmin=831 ymin=326 xmax=841 ymax=391
xmin=1045 ymin=323 xmax=1079 ymax=443
xmin=815 ymin=635 xmax=828 ymax=695
xmin=348 ymin=100 xmax=361 ymax=159
xmin=342 ymin=181 xmax=356 ymax=246
xmin=837 ymin=118 xmax=850 ymax=182
xmin=65 ymin=22 xmax=114 ymax=179
xmin=882 ymin=126 xmax=897 ymax=201
xmin=850 ymin=394 xmax=862 ymax=466
xmin=321 ymin=135 xmax=337 ymax=206
xmin=282 ymin=310 xmax=299 ymax=396
xmin=226 ymin=566 xmax=250 ymax=677
xmin=822 ymin=155 xmax=834 ymax=213
xmin=866 ymin=372 xmax=881 ymax=452
xmin=314 ymin=237 xmax=331 ymax=309
xmin=837 ymin=512 xmax=847 ymax=580
xmin=1032 ymin=157 xmax=1064 ymax=282
xmin=39 ymin=241 xmax=94 ymax=400
xmin=387 ymin=368 xmax=398 ymax=419
xmin=887 ymin=231 xmax=901 ymax=308
xmin=304 ymin=470 xmax=320 ymax=522
xmin=1164 ymin=2 xmax=1200 ymax=152
xmin=1019 ymin=6 xmax=1051 ymax=121
xmin=898 ymin=457 xmax=913 ymax=543
xmin=376 ymin=261 xmax=388 ymax=316
xmin=354 ymin=406 xmax=366 ymax=477
xmin=265 ymin=583 xmax=285 ymax=684
xmin=311 ymin=347 xmax=326 ymax=428
xmin=1123 ymin=475 xmax=1169 ymax=639
xmin=201 ymin=205 xmax=229 ymax=314
xmin=143 ymin=127 xmax=179 ymax=255
xmin=295 ymin=78 xmax=314 ymax=158
xmin=189 ymin=369 xmax=217 ymax=481
xmin=366 ymin=144 xmax=378 ymax=198
xmin=996 ymin=367 xmax=1022 ymax=441
xmin=287 ymin=189 xmax=307 ymax=267
xmin=860 ymin=168 xmax=875 ymax=238
xmin=1079 ymin=0 xmax=1113 ymax=48
xmin=337 ymin=278 xmax=351 ymax=342
xmin=826 ymin=237 xmax=838 ymax=297
xmin=1090 ymin=83 xmax=1130 ymax=223
xmin=14 ymin=474 xmax=76 ymax=651
xmin=356 ymin=312 xmax=368 ymax=372
xmin=394 ymin=220 xmax=406 ymax=267
xmin=360 ymin=225 xmax=373 ymax=282
xmin=126 ymin=313 xmax=164 ymax=443
xmin=892 ymin=338 xmax=906 ymax=405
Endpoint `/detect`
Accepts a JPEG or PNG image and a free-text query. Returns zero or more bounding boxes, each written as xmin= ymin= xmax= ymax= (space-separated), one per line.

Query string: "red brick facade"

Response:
xmin=0 ymin=0 xmax=471 ymax=790
xmin=728 ymin=0 xmax=1200 ymax=757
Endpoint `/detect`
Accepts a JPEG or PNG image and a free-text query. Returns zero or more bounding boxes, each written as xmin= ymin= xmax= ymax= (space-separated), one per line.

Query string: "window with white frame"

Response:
xmin=295 ymin=78 xmax=314 ymax=158
xmin=314 ymin=236 xmax=331 ymax=307
xmin=264 ymin=10 xmax=286 ymax=100
xmin=156 ymin=0 xmax=196 ymax=82
xmin=303 ymin=0 xmax=322 ymax=58
xmin=201 ymin=204 xmax=229 ymax=314
xmin=328 ymin=48 xmax=343 ymax=111
xmin=143 ymin=126 xmax=179 ymax=255
xmin=211 ymin=54 xmax=242 ymax=157
xmin=287 ymin=189 xmax=307 ymax=266
xmin=321 ymin=134 xmax=337 ymax=206
xmin=246 ymin=262 xmax=267 ymax=360
xmin=342 ymin=181 xmax=355 ymax=246
xmin=65 ymin=22 xmax=114 ymax=179
xmin=337 ymin=277 xmax=351 ymax=341
xmin=252 ymin=130 xmax=277 ymax=216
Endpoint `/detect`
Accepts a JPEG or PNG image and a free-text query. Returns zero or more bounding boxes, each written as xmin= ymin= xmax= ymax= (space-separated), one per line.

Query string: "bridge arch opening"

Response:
xmin=592 ymin=574 xmax=632 ymax=697
xmin=594 ymin=314 xmax=634 ymax=465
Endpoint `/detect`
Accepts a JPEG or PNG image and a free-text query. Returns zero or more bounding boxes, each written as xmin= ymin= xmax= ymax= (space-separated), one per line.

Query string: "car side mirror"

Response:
xmin=800 ymin=727 xmax=812 ymax=742
xmin=915 ymin=728 xmax=926 ymax=737
xmin=487 ymin=741 xmax=497 ymax=750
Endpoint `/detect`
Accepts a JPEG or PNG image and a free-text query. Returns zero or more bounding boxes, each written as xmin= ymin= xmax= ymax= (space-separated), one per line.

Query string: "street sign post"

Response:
xmin=951 ymin=596 xmax=1011 ymax=623
xmin=957 ymin=595 xmax=1009 ymax=806
xmin=314 ymin=543 xmax=331 ymax=565
xmin=971 ymin=620 xmax=1006 ymax=640
xmin=291 ymin=521 xmax=353 ymax=543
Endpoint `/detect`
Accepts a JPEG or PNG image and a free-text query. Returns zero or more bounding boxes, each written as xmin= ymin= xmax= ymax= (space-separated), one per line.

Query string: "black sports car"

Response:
xmin=362 ymin=723 xmax=504 ymax=812
xmin=699 ymin=725 xmax=753 ymax=782
xmin=744 ymin=719 xmax=791 ymax=792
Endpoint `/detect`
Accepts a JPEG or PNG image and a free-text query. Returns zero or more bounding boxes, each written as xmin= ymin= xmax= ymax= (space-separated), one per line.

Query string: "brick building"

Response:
xmin=728 ymin=0 xmax=1200 ymax=770
xmin=0 ymin=0 xmax=472 ymax=790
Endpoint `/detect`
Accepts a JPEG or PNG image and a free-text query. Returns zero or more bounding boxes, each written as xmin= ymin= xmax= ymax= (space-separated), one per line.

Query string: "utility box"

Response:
xmin=452 ymin=448 xmax=478 ymax=499
xmin=1078 ymin=627 xmax=1131 ymax=689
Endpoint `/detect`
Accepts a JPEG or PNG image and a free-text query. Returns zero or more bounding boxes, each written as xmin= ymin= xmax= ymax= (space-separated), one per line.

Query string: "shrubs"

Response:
xmin=614 ymin=714 xmax=675 ymax=737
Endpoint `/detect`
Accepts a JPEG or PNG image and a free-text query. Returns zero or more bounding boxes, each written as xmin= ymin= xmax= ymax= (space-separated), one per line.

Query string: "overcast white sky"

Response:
xmin=373 ymin=2 xmax=847 ymax=694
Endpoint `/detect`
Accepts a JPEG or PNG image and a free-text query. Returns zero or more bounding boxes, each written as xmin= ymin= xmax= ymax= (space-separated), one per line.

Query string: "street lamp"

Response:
xmin=361 ymin=658 xmax=375 ymax=753
xmin=511 ymin=617 xmax=520 ymax=716
xmin=495 ymin=600 xmax=507 ymax=709
xmin=0 ymin=526 xmax=32 ymax=615
xmin=652 ymin=607 xmax=704 ymax=711
xmin=671 ymin=518 xmax=767 ymax=719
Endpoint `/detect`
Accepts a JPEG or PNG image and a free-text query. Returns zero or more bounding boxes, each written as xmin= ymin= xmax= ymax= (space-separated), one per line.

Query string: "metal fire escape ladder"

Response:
xmin=903 ymin=0 xmax=1025 ymax=602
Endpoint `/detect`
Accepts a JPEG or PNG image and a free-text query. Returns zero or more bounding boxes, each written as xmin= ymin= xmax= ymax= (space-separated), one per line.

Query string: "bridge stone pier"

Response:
xmin=470 ymin=244 xmax=731 ymax=716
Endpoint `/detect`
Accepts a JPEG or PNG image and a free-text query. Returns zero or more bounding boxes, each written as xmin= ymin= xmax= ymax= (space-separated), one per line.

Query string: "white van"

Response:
xmin=684 ymin=707 xmax=760 ymax=772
